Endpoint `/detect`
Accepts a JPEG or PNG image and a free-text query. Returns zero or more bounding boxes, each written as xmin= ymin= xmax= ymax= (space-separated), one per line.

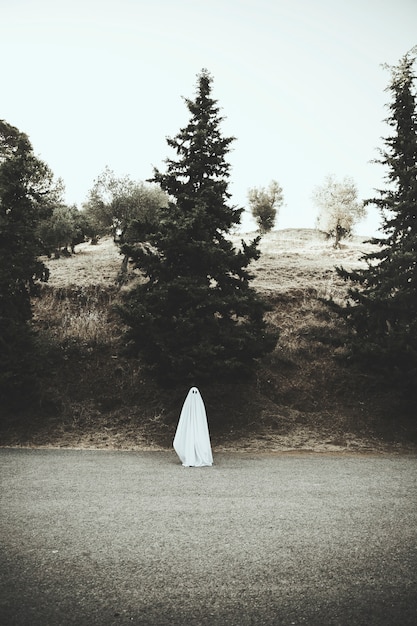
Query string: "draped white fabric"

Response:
xmin=173 ymin=387 xmax=213 ymax=467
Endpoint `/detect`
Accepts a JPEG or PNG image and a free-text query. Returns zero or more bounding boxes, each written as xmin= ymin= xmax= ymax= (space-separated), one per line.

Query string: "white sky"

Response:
xmin=2 ymin=0 xmax=416 ymax=235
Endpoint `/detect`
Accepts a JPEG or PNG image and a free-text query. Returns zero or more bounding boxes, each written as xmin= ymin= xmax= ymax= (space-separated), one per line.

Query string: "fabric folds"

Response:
xmin=173 ymin=387 xmax=213 ymax=467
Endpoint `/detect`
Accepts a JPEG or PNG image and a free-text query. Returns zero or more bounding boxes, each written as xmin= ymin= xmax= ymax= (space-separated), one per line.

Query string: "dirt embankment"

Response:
xmin=1 ymin=231 xmax=415 ymax=454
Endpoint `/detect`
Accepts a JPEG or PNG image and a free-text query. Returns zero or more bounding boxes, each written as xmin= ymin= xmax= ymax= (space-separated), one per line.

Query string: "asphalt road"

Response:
xmin=0 ymin=449 xmax=416 ymax=626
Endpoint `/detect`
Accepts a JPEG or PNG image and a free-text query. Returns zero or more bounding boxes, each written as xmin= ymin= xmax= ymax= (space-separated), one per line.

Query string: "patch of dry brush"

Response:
xmin=1 ymin=232 xmax=415 ymax=453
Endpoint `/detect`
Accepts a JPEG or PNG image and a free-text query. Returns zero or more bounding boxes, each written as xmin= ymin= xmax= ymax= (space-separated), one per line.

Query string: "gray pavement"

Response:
xmin=0 ymin=448 xmax=416 ymax=626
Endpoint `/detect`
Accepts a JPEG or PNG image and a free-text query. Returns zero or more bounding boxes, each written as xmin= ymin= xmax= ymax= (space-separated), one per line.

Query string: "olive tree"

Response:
xmin=37 ymin=203 xmax=92 ymax=257
xmin=83 ymin=166 xmax=168 ymax=242
xmin=312 ymin=174 xmax=365 ymax=247
xmin=247 ymin=180 xmax=283 ymax=233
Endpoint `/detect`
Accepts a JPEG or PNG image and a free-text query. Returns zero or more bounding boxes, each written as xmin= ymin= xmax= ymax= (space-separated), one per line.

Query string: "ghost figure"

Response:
xmin=173 ymin=387 xmax=213 ymax=467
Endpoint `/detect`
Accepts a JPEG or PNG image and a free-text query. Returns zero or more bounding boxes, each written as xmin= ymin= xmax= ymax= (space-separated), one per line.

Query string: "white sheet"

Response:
xmin=173 ymin=387 xmax=213 ymax=467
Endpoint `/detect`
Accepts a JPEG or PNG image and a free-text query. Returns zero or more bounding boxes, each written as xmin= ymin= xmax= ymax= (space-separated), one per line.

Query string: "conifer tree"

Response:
xmin=118 ymin=70 xmax=277 ymax=383
xmin=335 ymin=49 xmax=417 ymax=387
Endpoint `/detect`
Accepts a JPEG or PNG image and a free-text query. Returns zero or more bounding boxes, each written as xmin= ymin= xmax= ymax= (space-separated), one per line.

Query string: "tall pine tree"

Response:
xmin=335 ymin=49 xmax=417 ymax=388
xmin=118 ymin=70 xmax=277 ymax=383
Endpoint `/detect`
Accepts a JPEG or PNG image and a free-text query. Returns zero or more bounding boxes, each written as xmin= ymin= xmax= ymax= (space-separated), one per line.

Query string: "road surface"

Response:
xmin=1 ymin=449 xmax=416 ymax=625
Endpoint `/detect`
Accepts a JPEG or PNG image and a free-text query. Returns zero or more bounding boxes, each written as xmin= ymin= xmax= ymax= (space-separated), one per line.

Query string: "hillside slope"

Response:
xmin=1 ymin=230 xmax=415 ymax=453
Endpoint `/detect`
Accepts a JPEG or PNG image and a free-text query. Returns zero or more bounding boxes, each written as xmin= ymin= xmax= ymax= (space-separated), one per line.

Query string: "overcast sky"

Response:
xmin=2 ymin=0 xmax=416 ymax=234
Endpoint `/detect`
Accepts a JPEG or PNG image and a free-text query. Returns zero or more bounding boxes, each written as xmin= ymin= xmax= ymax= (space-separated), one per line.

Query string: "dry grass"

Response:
xmin=33 ymin=284 xmax=121 ymax=347
xmin=1 ymin=231 xmax=416 ymax=453
xmin=41 ymin=237 xmax=124 ymax=287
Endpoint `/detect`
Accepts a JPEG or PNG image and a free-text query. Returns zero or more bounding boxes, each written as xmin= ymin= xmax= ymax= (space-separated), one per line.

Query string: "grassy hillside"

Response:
xmin=1 ymin=230 xmax=415 ymax=453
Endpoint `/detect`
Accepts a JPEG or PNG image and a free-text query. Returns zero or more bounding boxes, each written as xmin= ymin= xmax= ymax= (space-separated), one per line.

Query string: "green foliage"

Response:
xmin=0 ymin=119 xmax=59 ymax=405
xmin=37 ymin=203 xmax=92 ymax=256
xmin=247 ymin=180 xmax=283 ymax=233
xmin=312 ymin=174 xmax=365 ymax=248
xmin=118 ymin=70 xmax=277 ymax=384
xmin=83 ymin=166 xmax=168 ymax=241
xmin=333 ymin=49 xmax=417 ymax=394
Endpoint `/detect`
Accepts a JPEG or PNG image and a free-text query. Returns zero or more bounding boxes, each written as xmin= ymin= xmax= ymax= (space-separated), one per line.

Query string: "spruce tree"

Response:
xmin=118 ymin=70 xmax=277 ymax=383
xmin=335 ymin=49 xmax=417 ymax=387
